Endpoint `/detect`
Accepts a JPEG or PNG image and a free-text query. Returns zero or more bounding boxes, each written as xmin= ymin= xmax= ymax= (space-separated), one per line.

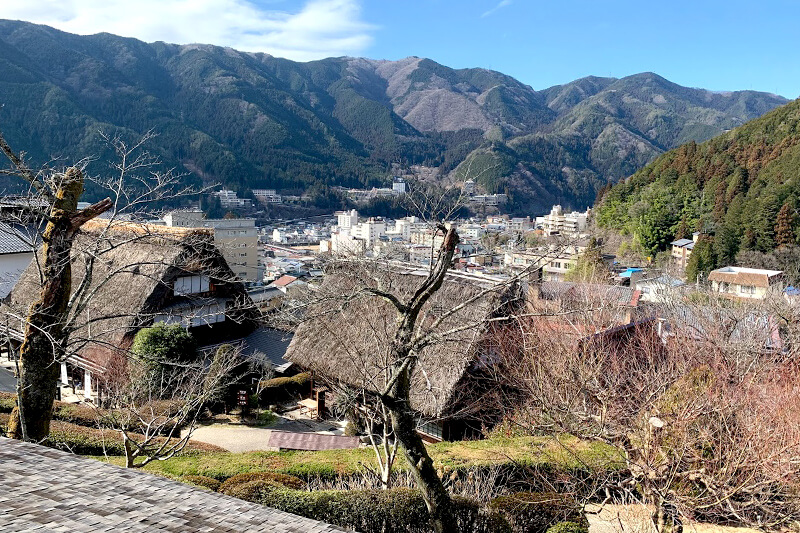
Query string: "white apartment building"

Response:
xmin=214 ymin=189 xmax=253 ymax=210
xmin=458 ymin=224 xmax=485 ymax=240
xmin=336 ymin=209 xmax=359 ymax=230
xmin=537 ymin=205 xmax=590 ymax=236
xmin=350 ymin=218 xmax=387 ymax=247
xmin=163 ymin=210 xmax=260 ymax=281
xmin=392 ymin=177 xmax=407 ymax=194
xmin=253 ymin=189 xmax=282 ymax=204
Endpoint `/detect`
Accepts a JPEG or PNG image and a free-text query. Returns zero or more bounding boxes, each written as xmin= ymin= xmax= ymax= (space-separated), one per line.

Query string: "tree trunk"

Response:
xmin=8 ymin=168 xmax=110 ymax=441
xmin=386 ymin=366 xmax=455 ymax=533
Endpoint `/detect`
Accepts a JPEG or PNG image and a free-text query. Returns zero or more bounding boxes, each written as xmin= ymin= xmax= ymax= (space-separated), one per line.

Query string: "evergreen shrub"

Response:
xmin=229 ymin=483 xmax=511 ymax=533
xmin=257 ymin=372 xmax=312 ymax=404
xmin=182 ymin=475 xmax=222 ymax=491
xmin=545 ymin=521 xmax=589 ymax=533
xmin=218 ymin=471 xmax=306 ymax=494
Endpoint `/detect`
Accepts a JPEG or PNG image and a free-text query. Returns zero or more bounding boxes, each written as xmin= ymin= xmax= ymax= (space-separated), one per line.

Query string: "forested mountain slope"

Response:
xmin=595 ymin=98 xmax=800 ymax=267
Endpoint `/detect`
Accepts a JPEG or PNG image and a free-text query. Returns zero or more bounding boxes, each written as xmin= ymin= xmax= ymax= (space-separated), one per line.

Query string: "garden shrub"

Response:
xmin=218 ymin=471 xmax=306 ymax=494
xmin=230 ymin=483 xmax=510 ymax=533
xmin=0 ymin=392 xmax=16 ymax=413
xmin=546 ymin=521 xmax=589 ymax=533
xmin=182 ymin=475 xmax=222 ymax=491
xmin=488 ymin=492 xmax=587 ymax=533
xmin=258 ymin=372 xmax=311 ymax=404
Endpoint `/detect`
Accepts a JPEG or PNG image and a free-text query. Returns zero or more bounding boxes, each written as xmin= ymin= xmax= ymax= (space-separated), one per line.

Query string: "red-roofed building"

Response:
xmin=270 ymin=274 xmax=305 ymax=294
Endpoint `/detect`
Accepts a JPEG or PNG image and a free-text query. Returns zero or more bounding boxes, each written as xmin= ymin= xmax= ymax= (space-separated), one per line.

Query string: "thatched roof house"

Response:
xmin=284 ymin=268 xmax=521 ymax=440
xmin=1 ymin=219 xmax=257 ymax=396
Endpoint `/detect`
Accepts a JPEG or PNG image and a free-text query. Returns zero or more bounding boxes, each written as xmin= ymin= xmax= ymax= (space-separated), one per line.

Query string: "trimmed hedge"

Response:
xmin=258 ymin=372 xmax=312 ymax=404
xmin=230 ymin=482 xmax=510 ymax=533
xmin=47 ymin=420 xmax=225 ymax=456
xmin=218 ymin=472 xmax=306 ymax=494
xmin=182 ymin=475 xmax=222 ymax=491
xmin=488 ymin=492 xmax=587 ymax=533
xmin=0 ymin=414 xmax=224 ymax=457
xmin=0 ymin=393 xmax=185 ymax=435
xmin=546 ymin=522 xmax=589 ymax=533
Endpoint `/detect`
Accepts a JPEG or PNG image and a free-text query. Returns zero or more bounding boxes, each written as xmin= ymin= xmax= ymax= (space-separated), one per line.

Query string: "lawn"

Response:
xmin=90 ymin=434 xmax=621 ymax=481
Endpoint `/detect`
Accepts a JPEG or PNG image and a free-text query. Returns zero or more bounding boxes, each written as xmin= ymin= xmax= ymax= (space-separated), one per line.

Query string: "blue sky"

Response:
xmin=6 ymin=0 xmax=798 ymax=97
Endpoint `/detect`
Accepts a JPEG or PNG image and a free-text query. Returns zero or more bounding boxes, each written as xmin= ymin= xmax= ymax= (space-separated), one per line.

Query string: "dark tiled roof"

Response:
xmin=268 ymin=431 xmax=360 ymax=451
xmin=241 ymin=327 xmax=294 ymax=372
xmin=0 ymin=438 xmax=345 ymax=532
xmin=0 ymin=222 xmax=34 ymax=255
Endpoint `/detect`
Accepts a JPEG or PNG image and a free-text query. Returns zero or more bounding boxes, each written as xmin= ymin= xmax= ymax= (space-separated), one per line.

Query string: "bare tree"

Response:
xmin=280 ymin=221 xmax=550 ymax=533
xmin=0 ymin=128 xmax=206 ymax=442
xmin=99 ymin=343 xmax=242 ymax=468
xmin=494 ymin=291 xmax=800 ymax=530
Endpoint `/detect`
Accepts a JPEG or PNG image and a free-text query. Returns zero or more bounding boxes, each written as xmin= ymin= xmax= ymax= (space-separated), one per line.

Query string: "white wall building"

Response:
xmin=253 ymin=189 xmax=282 ymax=204
xmin=538 ymin=205 xmax=590 ymax=236
xmin=392 ymin=177 xmax=407 ymax=194
xmin=458 ymin=224 xmax=485 ymax=240
xmin=336 ymin=209 xmax=359 ymax=230
xmin=214 ymin=189 xmax=253 ymax=210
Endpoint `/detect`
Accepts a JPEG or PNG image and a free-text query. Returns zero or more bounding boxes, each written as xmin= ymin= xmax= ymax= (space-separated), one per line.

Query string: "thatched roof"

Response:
xmin=284 ymin=268 xmax=516 ymax=418
xmin=1 ymin=219 xmax=248 ymax=374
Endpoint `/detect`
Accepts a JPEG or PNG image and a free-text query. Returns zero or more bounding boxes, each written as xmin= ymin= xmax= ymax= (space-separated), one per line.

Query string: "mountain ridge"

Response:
xmin=0 ymin=19 xmax=789 ymax=211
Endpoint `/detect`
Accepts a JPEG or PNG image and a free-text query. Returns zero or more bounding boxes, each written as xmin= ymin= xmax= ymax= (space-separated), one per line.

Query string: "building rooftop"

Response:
xmin=267 ymin=431 xmax=360 ymax=451
xmin=0 ymin=222 xmax=34 ymax=255
xmin=0 ymin=438 xmax=344 ymax=532
xmin=708 ymin=266 xmax=784 ymax=288
xmin=272 ymin=274 xmax=299 ymax=287
xmin=670 ymin=238 xmax=693 ymax=247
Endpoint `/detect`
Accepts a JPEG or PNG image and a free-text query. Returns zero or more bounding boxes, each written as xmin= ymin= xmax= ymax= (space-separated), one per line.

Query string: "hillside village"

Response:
xmin=2 ymin=163 xmax=799 ymax=532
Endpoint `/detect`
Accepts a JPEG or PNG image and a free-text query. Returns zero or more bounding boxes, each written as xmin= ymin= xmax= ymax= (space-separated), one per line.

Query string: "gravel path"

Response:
xmin=187 ymin=424 xmax=274 ymax=453
xmin=186 ymin=416 xmax=347 ymax=452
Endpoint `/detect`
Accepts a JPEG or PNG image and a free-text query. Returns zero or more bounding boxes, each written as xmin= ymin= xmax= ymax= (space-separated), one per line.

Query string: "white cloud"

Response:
xmin=481 ymin=0 xmax=513 ymax=18
xmin=3 ymin=0 xmax=376 ymax=61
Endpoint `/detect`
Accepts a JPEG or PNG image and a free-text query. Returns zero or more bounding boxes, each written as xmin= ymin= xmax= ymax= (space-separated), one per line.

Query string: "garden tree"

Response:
xmin=100 ymin=343 xmax=241 ymax=468
xmin=0 ymin=128 xmax=203 ymax=442
xmin=131 ymin=324 xmax=198 ymax=387
xmin=1 ymin=134 xmax=112 ymax=441
xmin=774 ymin=201 xmax=797 ymax=247
xmin=685 ymin=235 xmax=716 ymax=282
xmin=492 ymin=293 xmax=800 ymax=530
